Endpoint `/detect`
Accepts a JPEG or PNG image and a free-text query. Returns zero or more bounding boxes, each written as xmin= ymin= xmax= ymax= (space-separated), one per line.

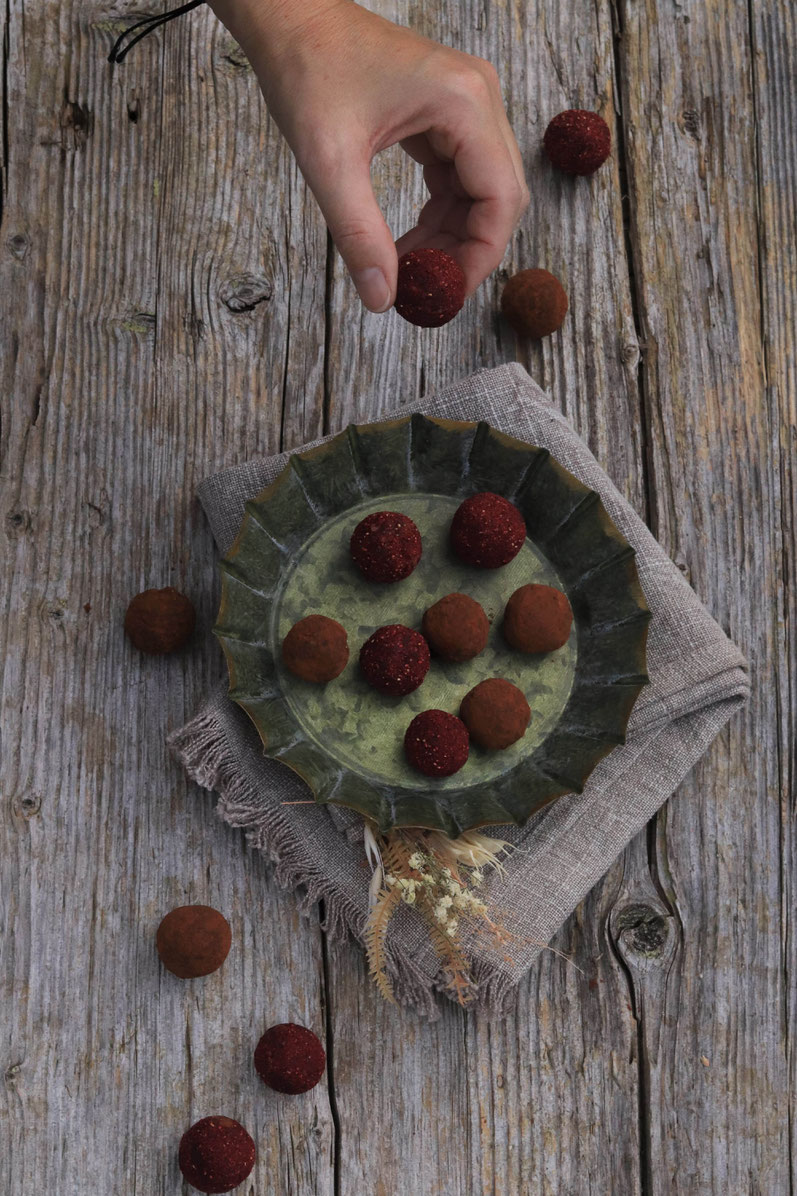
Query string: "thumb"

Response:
xmin=310 ymin=158 xmax=398 ymax=312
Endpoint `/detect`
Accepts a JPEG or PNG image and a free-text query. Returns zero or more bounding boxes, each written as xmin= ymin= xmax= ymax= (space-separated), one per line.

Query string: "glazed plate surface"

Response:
xmin=215 ymin=416 xmax=650 ymax=834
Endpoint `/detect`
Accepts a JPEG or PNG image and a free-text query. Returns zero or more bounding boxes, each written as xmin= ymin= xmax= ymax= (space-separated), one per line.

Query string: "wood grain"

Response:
xmin=0 ymin=0 xmax=793 ymax=1189
xmin=614 ymin=0 xmax=793 ymax=1189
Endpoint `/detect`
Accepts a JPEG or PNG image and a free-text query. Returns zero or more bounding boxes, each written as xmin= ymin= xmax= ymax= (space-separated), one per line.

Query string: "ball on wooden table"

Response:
xmin=350 ymin=510 xmax=422 ymax=582
xmin=500 ymin=269 xmax=568 ymax=340
xmin=282 ymin=614 xmax=349 ymax=683
xmin=503 ymin=584 xmax=573 ymax=653
xmin=156 ymin=904 xmax=232 ymax=979
xmin=421 ymin=592 xmax=489 ymax=662
xmin=449 ymin=492 xmax=526 ymax=568
xmin=543 ymin=109 xmax=611 ymax=175
xmin=124 ymin=586 xmax=195 ymax=654
xmin=460 ymin=678 xmax=531 ymax=750
xmin=359 ymin=624 xmax=430 ymax=696
xmin=178 ymin=1116 xmax=256 ymax=1194
xmin=404 ymin=709 xmax=470 ymax=777
xmin=254 ymin=1023 xmax=326 ymax=1094
xmin=394 ymin=248 xmax=466 ymax=327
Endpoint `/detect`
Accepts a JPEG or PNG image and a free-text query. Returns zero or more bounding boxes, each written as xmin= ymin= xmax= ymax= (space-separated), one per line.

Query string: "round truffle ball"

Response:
xmin=543 ymin=109 xmax=611 ymax=176
xmin=156 ymin=905 xmax=232 ymax=979
xmin=359 ymin=624 xmax=430 ymax=696
xmin=124 ymin=586 xmax=195 ymax=654
xmin=282 ymin=614 xmax=349 ymax=683
xmin=460 ymin=679 xmax=531 ymax=750
xmin=394 ymin=248 xmax=466 ymax=328
xmin=450 ymin=492 xmax=526 ymax=568
xmin=422 ymin=593 xmax=489 ymax=662
xmin=254 ymin=1023 xmax=326 ymax=1095
xmin=503 ymin=583 xmax=573 ymax=652
xmin=178 ymin=1116 xmax=255 ymax=1194
xmin=404 ymin=710 xmax=470 ymax=777
xmin=350 ymin=511 xmax=422 ymax=582
xmin=501 ymin=269 xmax=568 ymax=340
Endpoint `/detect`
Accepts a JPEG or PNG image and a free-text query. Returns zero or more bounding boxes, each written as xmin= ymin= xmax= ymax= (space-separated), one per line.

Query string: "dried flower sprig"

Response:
xmin=363 ymin=826 xmax=513 ymax=1006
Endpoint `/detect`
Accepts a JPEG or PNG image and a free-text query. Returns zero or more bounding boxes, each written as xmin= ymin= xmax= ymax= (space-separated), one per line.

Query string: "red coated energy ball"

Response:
xmin=543 ymin=109 xmax=611 ymax=176
xmin=450 ymin=492 xmax=526 ymax=568
xmin=282 ymin=614 xmax=349 ymax=683
xmin=178 ymin=1116 xmax=256 ymax=1194
xmin=359 ymin=624 xmax=430 ymax=696
xmin=254 ymin=1023 xmax=326 ymax=1095
xmin=460 ymin=678 xmax=531 ymax=750
xmin=156 ymin=905 xmax=232 ymax=979
xmin=394 ymin=248 xmax=466 ymax=328
xmin=404 ymin=710 xmax=470 ymax=777
xmin=504 ymin=583 xmax=573 ymax=652
xmin=350 ymin=511 xmax=422 ymax=582
xmin=501 ymin=269 xmax=568 ymax=339
xmin=124 ymin=586 xmax=195 ymax=654
xmin=422 ymin=592 xmax=489 ymax=662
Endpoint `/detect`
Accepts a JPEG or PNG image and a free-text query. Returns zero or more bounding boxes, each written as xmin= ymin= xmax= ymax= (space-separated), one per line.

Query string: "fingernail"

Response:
xmin=352 ymin=267 xmax=391 ymax=313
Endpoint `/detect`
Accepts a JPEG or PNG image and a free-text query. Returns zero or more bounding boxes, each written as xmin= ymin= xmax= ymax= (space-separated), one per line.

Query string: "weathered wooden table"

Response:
xmin=2 ymin=0 xmax=794 ymax=1190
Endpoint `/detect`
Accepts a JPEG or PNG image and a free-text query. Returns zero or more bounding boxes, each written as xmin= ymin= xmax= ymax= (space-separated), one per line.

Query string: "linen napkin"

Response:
xmin=169 ymin=363 xmax=749 ymax=1017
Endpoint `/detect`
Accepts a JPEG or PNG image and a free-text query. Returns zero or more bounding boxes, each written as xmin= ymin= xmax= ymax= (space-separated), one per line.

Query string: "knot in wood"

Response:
xmin=7 ymin=233 xmax=29 ymax=259
xmin=60 ymin=100 xmax=92 ymax=150
xmin=220 ymin=274 xmax=272 ymax=313
xmin=615 ymin=902 xmax=670 ymax=958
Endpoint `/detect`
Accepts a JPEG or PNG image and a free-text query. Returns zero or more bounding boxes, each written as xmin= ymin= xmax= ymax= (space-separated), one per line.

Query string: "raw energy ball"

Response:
xmin=394 ymin=248 xmax=466 ymax=328
xmin=282 ymin=614 xmax=349 ymax=683
xmin=460 ymin=678 xmax=531 ymax=750
xmin=404 ymin=710 xmax=470 ymax=777
xmin=359 ymin=624 xmax=430 ymax=696
xmin=124 ymin=586 xmax=195 ymax=654
xmin=450 ymin=492 xmax=526 ymax=568
xmin=501 ymin=269 xmax=568 ymax=339
xmin=350 ymin=511 xmax=422 ymax=582
xmin=543 ymin=109 xmax=611 ymax=176
xmin=178 ymin=1116 xmax=256 ymax=1194
xmin=422 ymin=592 xmax=489 ymax=662
xmin=156 ymin=905 xmax=232 ymax=979
xmin=504 ymin=583 xmax=573 ymax=652
xmin=254 ymin=1023 xmax=326 ymax=1095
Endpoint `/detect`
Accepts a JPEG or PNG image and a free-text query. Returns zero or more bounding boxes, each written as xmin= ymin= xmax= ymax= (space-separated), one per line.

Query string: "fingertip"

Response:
xmin=351 ymin=266 xmax=393 ymax=313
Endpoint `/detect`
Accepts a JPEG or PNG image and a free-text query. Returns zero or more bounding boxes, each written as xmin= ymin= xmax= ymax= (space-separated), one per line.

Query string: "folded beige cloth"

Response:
xmin=169 ymin=363 xmax=749 ymax=1017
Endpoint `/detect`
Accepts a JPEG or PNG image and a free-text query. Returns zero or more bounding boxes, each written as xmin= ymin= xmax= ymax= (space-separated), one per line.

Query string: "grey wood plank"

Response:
xmin=614 ymin=0 xmax=791 ymax=1189
xmin=325 ymin=2 xmax=648 ymax=1192
xmin=0 ymin=4 xmax=334 ymax=1192
xmin=749 ymin=3 xmax=797 ymax=1181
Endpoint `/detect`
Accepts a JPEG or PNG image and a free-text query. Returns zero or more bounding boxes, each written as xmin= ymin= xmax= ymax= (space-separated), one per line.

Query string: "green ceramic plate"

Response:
xmin=215 ymin=415 xmax=650 ymax=835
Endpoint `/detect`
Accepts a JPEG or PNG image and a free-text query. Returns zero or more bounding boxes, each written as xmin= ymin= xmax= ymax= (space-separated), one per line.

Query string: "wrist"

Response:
xmin=209 ymin=0 xmax=351 ymax=68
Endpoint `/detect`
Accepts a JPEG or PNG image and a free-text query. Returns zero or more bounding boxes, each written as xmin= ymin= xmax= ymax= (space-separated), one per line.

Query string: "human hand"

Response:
xmin=208 ymin=0 xmax=529 ymax=312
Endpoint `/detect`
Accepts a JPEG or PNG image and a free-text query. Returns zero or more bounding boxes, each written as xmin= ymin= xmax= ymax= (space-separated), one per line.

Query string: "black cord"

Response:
xmin=108 ymin=0 xmax=204 ymax=64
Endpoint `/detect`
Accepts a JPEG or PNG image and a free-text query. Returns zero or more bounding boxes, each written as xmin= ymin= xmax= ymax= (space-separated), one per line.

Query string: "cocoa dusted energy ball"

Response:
xmin=504 ymin=583 xmax=573 ymax=652
xmin=450 ymin=492 xmax=526 ymax=568
xmin=404 ymin=710 xmax=470 ymax=777
xmin=460 ymin=679 xmax=531 ymax=750
xmin=350 ymin=510 xmax=422 ymax=582
xmin=282 ymin=614 xmax=349 ymax=683
xmin=124 ymin=586 xmax=195 ymax=654
xmin=422 ymin=592 xmax=489 ymax=662
xmin=543 ymin=109 xmax=611 ymax=176
xmin=501 ymin=269 xmax=568 ymax=339
xmin=394 ymin=248 xmax=466 ymax=328
xmin=178 ymin=1116 xmax=256 ymax=1194
xmin=254 ymin=1023 xmax=326 ymax=1095
xmin=156 ymin=905 xmax=232 ymax=979
xmin=359 ymin=624 xmax=430 ymax=696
